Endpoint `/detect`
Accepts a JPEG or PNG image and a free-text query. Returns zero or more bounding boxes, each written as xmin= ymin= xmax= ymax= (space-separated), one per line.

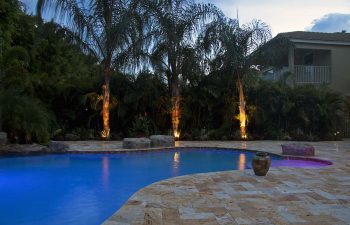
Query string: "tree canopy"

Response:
xmin=0 ymin=0 xmax=347 ymax=143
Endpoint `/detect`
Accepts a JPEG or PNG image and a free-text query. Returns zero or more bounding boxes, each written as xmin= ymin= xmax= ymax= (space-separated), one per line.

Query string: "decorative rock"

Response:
xmin=48 ymin=141 xmax=69 ymax=152
xmin=150 ymin=135 xmax=175 ymax=147
xmin=0 ymin=132 xmax=7 ymax=145
xmin=281 ymin=143 xmax=315 ymax=156
xmin=0 ymin=143 xmax=49 ymax=154
xmin=123 ymin=138 xmax=151 ymax=149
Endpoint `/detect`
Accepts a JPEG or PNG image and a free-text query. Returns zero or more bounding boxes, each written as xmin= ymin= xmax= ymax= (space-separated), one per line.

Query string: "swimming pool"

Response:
xmin=0 ymin=148 xmax=330 ymax=225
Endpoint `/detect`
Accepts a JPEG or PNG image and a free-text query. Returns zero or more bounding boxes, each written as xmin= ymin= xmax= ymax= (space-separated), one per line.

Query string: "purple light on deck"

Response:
xmin=272 ymin=157 xmax=332 ymax=168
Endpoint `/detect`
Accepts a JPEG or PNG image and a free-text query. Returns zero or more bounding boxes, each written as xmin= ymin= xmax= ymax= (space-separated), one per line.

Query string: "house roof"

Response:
xmin=279 ymin=31 xmax=350 ymax=45
xmin=252 ymin=31 xmax=350 ymax=66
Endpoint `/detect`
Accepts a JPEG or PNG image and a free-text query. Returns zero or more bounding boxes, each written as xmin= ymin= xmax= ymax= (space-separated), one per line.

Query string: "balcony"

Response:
xmin=262 ymin=65 xmax=331 ymax=85
xmin=294 ymin=65 xmax=331 ymax=84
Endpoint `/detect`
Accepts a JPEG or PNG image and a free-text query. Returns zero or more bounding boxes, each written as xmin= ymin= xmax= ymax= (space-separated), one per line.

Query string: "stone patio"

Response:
xmin=64 ymin=140 xmax=350 ymax=225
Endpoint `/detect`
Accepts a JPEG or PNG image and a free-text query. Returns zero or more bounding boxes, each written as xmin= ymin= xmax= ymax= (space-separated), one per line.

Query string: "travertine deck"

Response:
xmin=66 ymin=140 xmax=350 ymax=224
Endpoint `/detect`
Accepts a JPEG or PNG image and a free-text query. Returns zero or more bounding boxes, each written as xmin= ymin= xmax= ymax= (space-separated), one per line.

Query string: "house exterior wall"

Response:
xmin=314 ymin=50 xmax=331 ymax=66
xmin=294 ymin=42 xmax=350 ymax=96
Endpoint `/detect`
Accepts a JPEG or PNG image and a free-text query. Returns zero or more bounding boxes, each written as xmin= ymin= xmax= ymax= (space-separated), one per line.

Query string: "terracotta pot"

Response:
xmin=252 ymin=152 xmax=271 ymax=176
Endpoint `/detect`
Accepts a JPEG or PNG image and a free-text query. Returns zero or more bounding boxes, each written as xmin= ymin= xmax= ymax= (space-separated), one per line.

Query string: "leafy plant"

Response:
xmin=247 ymin=82 xmax=346 ymax=140
xmin=129 ymin=114 xmax=156 ymax=137
xmin=0 ymin=90 xmax=53 ymax=144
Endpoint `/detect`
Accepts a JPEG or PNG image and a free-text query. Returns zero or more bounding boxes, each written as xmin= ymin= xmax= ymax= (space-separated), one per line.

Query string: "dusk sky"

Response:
xmin=22 ymin=0 xmax=350 ymax=36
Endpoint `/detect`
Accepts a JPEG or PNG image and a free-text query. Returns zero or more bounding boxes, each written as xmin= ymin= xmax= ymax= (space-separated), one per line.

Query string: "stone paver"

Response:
xmin=62 ymin=140 xmax=350 ymax=225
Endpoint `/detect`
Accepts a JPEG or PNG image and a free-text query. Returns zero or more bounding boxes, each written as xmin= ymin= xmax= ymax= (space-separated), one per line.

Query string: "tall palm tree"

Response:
xmin=37 ymin=0 xmax=143 ymax=138
xmin=141 ymin=0 xmax=222 ymax=138
xmin=199 ymin=18 xmax=271 ymax=139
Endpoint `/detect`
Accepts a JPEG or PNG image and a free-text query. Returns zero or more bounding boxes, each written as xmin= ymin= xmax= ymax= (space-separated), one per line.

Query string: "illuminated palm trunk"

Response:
xmin=171 ymin=77 xmax=180 ymax=139
xmin=101 ymin=67 xmax=110 ymax=139
xmin=171 ymin=95 xmax=180 ymax=139
xmin=236 ymin=79 xmax=248 ymax=140
xmin=101 ymin=84 xmax=110 ymax=139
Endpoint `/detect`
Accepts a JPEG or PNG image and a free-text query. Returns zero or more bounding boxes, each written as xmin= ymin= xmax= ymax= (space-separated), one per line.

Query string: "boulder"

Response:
xmin=150 ymin=135 xmax=175 ymax=147
xmin=0 ymin=143 xmax=49 ymax=154
xmin=123 ymin=138 xmax=151 ymax=149
xmin=48 ymin=141 xmax=69 ymax=152
xmin=281 ymin=143 xmax=315 ymax=156
xmin=0 ymin=132 xmax=7 ymax=145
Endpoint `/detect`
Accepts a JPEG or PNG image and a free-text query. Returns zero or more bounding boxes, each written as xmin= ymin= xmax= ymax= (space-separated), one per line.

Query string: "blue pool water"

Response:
xmin=0 ymin=148 xmax=328 ymax=225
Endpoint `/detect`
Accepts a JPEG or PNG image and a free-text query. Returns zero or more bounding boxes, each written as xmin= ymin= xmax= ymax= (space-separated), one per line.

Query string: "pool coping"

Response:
xmin=67 ymin=146 xmax=333 ymax=165
xmin=98 ymin=140 xmax=349 ymax=224
xmin=0 ymin=145 xmax=333 ymax=166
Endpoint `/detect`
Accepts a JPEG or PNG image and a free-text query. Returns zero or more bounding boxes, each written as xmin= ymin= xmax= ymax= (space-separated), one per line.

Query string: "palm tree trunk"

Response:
xmin=237 ymin=78 xmax=247 ymax=140
xmin=101 ymin=66 xmax=110 ymax=139
xmin=171 ymin=75 xmax=180 ymax=139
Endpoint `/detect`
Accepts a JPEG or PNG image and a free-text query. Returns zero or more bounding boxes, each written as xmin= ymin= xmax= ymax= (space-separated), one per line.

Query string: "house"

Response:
xmin=256 ymin=31 xmax=350 ymax=98
xmin=255 ymin=31 xmax=350 ymax=137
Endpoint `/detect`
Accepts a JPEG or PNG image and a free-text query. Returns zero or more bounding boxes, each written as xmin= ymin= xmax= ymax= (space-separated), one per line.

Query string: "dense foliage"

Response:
xmin=247 ymin=81 xmax=346 ymax=141
xmin=0 ymin=0 xmax=347 ymax=143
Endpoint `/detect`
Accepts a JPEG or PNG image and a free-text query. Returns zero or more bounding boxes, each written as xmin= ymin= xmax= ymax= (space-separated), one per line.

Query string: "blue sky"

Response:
xmin=22 ymin=0 xmax=350 ymax=36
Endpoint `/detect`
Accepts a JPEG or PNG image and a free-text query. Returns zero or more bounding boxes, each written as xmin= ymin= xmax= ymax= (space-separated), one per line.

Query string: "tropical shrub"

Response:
xmin=0 ymin=90 xmax=52 ymax=143
xmin=247 ymin=81 xmax=346 ymax=140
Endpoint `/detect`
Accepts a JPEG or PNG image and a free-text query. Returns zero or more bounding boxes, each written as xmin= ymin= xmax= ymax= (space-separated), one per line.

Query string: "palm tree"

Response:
xmin=141 ymin=0 xmax=222 ymax=138
xmin=37 ymin=0 xmax=143 ymax=139
xmin=199 ymin=18 xmax=271 ymax=139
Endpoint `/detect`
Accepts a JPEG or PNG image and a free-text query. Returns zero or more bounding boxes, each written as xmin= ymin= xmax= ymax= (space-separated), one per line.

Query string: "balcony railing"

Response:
xmin=294 ymin=65 xmax=331 ymax=84
xmin=261 ymin=67 xmax=288 ymax=81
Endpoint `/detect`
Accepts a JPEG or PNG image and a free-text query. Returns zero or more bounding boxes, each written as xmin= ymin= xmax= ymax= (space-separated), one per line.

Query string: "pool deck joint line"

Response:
xmin=64 ymin=140 xmax=350 ymax=225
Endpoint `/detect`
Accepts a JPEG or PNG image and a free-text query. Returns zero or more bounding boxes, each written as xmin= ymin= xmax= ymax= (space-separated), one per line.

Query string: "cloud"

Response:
xmin=308 ymin=13 xmax=350 ymax=33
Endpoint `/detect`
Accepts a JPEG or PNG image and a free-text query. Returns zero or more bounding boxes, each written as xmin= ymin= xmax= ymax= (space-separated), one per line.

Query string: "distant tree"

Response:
xmin=30 ymin=21 xmax=101 ymax=131
xmin=37 ymin=0 xmax=144 ymax=138
xmin=0 ymin=41 xmax=52 ymax=143
xmin=142 ymin=0 xmax=222 ymax=138
xmin=0 ymin=0 xmax=22 ymax=61
xmin=199 ymin=18 xmax=271 ymax=139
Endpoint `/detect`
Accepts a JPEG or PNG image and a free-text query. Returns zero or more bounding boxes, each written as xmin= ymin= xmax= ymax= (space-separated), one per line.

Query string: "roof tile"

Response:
xmin=280 ymin=31 xmax=350 ymax=43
